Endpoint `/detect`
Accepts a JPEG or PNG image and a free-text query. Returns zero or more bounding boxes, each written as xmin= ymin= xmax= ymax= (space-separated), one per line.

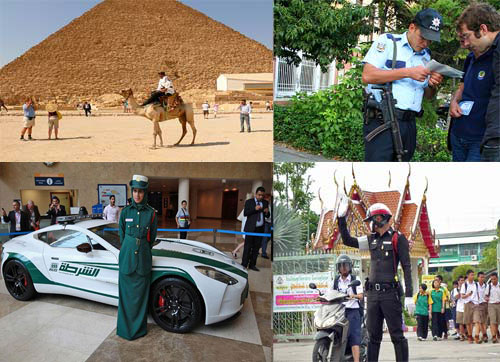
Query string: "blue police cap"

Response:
xmin=415 ymin=8 xmax=443 ymax=42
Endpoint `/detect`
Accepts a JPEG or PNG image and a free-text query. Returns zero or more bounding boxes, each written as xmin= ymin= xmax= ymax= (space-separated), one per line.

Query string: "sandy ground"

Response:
xmin=0 ymin=111 xmax=273 ymax=162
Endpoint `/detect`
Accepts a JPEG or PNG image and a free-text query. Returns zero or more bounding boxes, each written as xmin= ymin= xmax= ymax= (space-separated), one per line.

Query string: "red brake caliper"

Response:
xmin=158 ymin=290 xmax=165 ymax=307
xmin=23 ymin=275 xmax=27 ymax=286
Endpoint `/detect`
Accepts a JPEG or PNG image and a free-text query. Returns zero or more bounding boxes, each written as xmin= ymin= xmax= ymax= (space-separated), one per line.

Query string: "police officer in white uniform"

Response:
xmin=362 ymin=8 xmax=445 ymax=161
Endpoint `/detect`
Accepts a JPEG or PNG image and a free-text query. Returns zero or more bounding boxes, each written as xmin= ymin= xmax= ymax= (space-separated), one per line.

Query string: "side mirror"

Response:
xmin=349 ymin=280 xmax=361 ymax=287
xmin=76 ymin=242 xmax=92 ymax=253
xmin=309 ymin=283 xmax=317 ymax=290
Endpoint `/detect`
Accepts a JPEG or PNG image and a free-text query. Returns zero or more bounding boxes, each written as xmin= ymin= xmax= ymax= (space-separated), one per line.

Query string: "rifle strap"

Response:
xmin=389 ymin=37 xmax=397 ymax=91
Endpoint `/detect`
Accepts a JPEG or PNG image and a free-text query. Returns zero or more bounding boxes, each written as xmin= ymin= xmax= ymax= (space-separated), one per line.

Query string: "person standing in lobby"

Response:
xmin=242 ymin=186 xmax=270 ymax=271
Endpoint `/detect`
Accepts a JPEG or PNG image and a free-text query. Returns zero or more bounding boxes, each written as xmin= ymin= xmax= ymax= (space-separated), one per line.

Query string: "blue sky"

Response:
xmin=0 ymin=0 xmax=272 ymax=67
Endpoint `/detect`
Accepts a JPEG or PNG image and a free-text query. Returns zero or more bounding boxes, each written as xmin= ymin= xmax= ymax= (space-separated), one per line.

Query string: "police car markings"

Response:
xmin=151 ymin=249 xmax=247 ymax=279
xmin=5 ymin=252 xmax=118 ymax=299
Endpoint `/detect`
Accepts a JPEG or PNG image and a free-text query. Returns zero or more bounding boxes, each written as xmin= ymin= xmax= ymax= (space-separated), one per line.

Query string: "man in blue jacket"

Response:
xmin=450 ymin=4 xmax=500 ymax=161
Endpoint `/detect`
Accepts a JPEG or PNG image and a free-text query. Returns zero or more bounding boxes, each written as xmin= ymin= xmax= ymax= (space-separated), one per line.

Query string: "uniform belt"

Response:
xmin=367 ymin=281 xmax=399 ymax=291
xmin=394 ymin=108 xmax=418 ymax=121
xmin=366 ymin=107 xmax=419 ymax=122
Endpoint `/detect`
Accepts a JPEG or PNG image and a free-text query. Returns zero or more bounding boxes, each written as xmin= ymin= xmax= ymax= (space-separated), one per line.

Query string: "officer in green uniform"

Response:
xmin=117 ymin=174 xmax=157 ymax=340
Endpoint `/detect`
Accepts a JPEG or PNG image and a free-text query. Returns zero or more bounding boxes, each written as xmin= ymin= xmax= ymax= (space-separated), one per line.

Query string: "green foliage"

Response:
xmin=274 ymin=162 xmax=315 ymax=213
xmin=302 ymin=209 xmax=320 ymax=244
xmin=403 ymin=308 xmax=417 ymax=326
xmin=451 ymin=264 xmax=477 ymax=282
xmin=274 ymin=0 xmax=371 ymax=71
xmin=413 ymin=124 xmax=452 ymax=162
xmin=274 ymin=52 xmax=452 ymax=161
xmin=273 ymin=202 xmax=305 ymax=254
xmin=479 ymin=237 xmax=499 ymax=270
xmin=274 ymin=53 xmax=366 ymax=160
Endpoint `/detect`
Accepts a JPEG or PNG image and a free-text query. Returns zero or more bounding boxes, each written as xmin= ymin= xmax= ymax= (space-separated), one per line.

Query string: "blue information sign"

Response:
xmin=35 ymin=176 xmax=64 ymax=186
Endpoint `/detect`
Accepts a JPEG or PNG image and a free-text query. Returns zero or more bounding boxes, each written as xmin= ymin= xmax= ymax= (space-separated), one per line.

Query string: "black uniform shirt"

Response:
xmin=338 ymin=216 xmax=413 ymax=297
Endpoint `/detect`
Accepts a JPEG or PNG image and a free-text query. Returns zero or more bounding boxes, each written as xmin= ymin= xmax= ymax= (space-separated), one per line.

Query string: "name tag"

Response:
xmin=383 ymin=241 xmax=392 ymax=244
xmin=125 ymin=218 xmax=133 ymax=222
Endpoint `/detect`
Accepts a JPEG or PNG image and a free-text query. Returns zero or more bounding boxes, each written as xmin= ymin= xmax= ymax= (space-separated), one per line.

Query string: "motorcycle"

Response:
xmin=310 ymin=280 xmax=367 ymax=362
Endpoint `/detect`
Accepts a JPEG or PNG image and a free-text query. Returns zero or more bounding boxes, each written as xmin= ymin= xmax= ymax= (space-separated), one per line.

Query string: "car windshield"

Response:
xmin=89 ymin=224 xmax=121 ymax=250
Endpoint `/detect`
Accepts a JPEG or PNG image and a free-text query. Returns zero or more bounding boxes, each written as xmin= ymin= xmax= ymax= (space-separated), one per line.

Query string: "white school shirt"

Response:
xmin=456 ymin=291 xmax=465 ymax=312
xmin=487 ymin=282 xmax=500 ymax=304
xmin=477 ymin=282 xmax=487 ymax=304
xmin=335 ymin=274 xmax=364 ymax=309
xmin=460 ymin=281 xmax=478 ymax=304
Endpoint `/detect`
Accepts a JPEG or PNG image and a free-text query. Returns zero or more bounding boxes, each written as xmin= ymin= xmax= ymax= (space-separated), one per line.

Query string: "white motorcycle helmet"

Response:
xmin=363 ymin=203 xmax=392 ymax=231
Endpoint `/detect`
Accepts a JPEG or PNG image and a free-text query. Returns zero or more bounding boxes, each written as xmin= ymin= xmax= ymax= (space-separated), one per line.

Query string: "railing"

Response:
xmin=0 ymin=228 xmax=271 ymax=247
xmin=274 ymin=56 xmax=337 ymax=99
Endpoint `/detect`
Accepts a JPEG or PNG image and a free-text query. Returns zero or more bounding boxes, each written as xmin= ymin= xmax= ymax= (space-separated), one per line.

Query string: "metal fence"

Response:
xmin=273 ymin=251 xmax=362 ymax=340
xmin=274 ymin=56 xmax=336 ymax=99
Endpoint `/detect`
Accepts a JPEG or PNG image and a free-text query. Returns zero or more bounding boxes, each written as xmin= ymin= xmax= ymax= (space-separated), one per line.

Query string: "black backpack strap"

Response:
xmin=333 ymin=275 xmax=340 ymax=291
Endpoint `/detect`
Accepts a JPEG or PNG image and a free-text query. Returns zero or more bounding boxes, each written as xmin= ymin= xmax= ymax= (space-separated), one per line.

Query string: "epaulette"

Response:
xmin=386 ymin=34 xmax=401 ymax=41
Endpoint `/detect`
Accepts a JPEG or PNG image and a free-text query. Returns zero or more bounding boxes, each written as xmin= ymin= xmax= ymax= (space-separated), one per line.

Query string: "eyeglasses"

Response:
xmin=457 ymin=32 xmax=472 ymax=41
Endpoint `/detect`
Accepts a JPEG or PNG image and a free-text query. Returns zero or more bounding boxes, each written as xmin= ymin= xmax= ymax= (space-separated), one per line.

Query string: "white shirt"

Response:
xmin=202 ymin=103 xmax=209 ymax=111
xmin=487 ymin=282 xmax=500 ymax=304
xmin=477 ymin=282 xmax=487 ymax=304
xmin=15 ymin=211 xmax=21 ymax=231
xmin=157 ymin=76 xmax=174 ymax=93
xmin=461 ymin=280 xmax=478 ymax=304
xmin=456 ymin=290 xmax=465 ymax=312
xmin=255 ymin=198 xmax=264 ymax=227
xmin=103 ymin=205 xmax=120 ymax=222
xmin=334 ymin=274 xmax=364 ymax=309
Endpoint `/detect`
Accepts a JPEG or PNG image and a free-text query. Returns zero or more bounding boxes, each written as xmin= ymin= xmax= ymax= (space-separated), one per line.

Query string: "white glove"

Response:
xmin=337 ymin=194 xmax=349 ymax=217
xmin=405 ymin=297 xmax=415 ymax=316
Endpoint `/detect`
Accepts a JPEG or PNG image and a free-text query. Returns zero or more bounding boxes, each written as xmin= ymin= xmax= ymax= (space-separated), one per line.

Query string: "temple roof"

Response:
xmin=310 ymin=170 xmax=439 ymax=259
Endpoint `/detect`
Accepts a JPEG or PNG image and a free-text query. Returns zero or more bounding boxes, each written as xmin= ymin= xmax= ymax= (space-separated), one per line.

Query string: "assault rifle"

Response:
xmin=364 ymin=85 xmax=406 ymax=162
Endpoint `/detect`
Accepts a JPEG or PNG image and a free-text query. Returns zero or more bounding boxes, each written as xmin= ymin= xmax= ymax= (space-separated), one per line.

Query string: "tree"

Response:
xmin=452 ymin=264 xmax=477 ymax=282
xmin=274 ymin=0 xmax=371 ymax=71
xmin=273 ymin=162 xmax=315 ymax=212
xmin=479 ymin=237 xmax=499 ymax=270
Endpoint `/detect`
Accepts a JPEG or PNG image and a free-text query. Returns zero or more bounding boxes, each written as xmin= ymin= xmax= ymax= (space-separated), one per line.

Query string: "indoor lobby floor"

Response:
xmin=0 ymin=228 xmax=272 ymax=362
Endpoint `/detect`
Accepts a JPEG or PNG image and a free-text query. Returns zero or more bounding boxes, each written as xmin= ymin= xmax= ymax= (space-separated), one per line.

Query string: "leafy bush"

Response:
xmin=274 ymin=53 xmax=452 ymax=161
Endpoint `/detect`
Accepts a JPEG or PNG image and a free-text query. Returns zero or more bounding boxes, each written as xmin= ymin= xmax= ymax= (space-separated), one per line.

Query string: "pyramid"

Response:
xmin=0 ymin=0 xmax=272 ymax=103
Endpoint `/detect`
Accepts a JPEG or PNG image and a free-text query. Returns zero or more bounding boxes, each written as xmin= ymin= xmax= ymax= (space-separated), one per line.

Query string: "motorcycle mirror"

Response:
xmin=349 ymin=280 xmax=361 ymax=287
xmin=309 ymin=283 xmax=317 ymax=290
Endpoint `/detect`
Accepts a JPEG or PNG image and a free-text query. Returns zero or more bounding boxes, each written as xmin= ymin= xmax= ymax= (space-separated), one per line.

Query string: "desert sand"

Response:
xmin=0 ymin=111 xmax=272 ymax=162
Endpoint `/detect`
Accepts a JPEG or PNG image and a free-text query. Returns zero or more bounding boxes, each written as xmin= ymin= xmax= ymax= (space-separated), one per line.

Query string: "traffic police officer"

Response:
xmin=117 ymin=174 xmax=158 ymax=340
xmin=337 ymin=197 xmax=414 ymax=362
xmin=362 ymin=8 xmax=445 ymax=161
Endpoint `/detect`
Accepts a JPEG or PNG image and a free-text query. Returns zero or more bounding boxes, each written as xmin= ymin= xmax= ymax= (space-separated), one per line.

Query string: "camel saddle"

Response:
xmin=157 ymin=93 xmax=180 ymax=112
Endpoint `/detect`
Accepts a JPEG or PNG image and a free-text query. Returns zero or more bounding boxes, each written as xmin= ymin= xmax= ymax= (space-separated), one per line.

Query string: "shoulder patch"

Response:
xmin=376 ymin=42 xmax=386 ymax=52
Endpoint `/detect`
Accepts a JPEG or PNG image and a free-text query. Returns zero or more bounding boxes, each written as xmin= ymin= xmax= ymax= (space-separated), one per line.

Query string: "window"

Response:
xmin=459 ymin=244 xmax=477 ymax=257
xmin=89 ymin=224 xmax=121 ymax=250
xmin=50 ymin=230 xmax=90 ymax=248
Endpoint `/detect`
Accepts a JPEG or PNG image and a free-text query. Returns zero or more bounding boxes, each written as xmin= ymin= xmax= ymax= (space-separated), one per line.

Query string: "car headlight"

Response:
xmin=195 ymin=266 xmax=238 ymax=285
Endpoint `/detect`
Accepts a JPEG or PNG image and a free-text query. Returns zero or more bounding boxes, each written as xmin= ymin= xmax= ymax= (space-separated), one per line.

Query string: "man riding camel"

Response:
xmin=141 ymin=71 xmax=176 ymax=110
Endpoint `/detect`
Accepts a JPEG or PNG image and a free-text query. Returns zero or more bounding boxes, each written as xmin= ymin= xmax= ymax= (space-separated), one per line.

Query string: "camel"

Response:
xmin=120 ymin=89 xmax=196 ymax=149
xmin=0 ymin=98 xmax=8 ymax=112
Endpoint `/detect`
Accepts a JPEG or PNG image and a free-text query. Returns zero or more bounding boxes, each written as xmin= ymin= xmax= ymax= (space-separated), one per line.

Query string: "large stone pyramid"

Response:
xmin=0 ymin=0 xmax=272 ymax=103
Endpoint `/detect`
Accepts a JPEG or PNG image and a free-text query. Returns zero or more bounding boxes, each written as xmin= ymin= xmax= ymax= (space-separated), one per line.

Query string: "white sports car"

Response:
xmin=1 ymin=216 xmax=248 ymax=333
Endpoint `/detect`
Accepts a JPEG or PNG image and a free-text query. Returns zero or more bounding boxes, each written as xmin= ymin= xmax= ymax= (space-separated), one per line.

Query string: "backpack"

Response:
xmin=334 ymin=274 xmax=365 ymax=317
xmin=463 ymin=281 xmax=479 ymax=299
